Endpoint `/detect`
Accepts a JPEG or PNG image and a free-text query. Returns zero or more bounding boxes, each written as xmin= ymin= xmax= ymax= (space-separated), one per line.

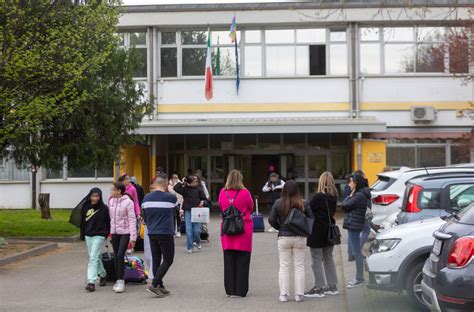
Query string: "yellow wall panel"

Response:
xmin=352 ymin=140 xmax=387 ymax=185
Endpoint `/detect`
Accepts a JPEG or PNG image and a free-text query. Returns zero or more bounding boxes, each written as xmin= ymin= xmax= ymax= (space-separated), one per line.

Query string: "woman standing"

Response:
xmin=80 ymin=188 xmax=110 ymax=292
xmin=168 ymin=173 xmax=184 ymax=237
xmin=218 ymin=170 xmax=254 ymax=298
xmin=268 ymin=180 xmax=313 ymax=303
xmin=108 ymin=182 xmax=137 ymax=293
xmin=304 ymin=172 xmax=339 ymax=298
xmin=118 ymin=173 xmax=141 ymax=217
xmin=341 ymin=173 xmax=370 ymax=288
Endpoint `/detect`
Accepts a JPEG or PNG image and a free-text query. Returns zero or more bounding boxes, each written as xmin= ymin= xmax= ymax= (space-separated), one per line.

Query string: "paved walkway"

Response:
xmin=0 ymin=216 xmax=416 ymax=312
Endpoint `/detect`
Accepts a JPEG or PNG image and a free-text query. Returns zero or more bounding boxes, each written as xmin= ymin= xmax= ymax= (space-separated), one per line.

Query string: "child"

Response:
xmin=80 ymin=188 xmax=110 ymax=292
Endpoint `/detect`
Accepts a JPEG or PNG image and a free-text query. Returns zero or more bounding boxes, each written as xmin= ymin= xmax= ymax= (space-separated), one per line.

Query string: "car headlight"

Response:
xmin=370 ymin=239 xmax=401 ymax=254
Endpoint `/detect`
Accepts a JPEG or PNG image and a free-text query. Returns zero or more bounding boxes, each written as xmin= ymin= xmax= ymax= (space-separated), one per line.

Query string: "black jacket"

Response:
xmin=133 ymin=182 xmax=145 ymax=205
xmin=80 ymin=188 xmax=110 ymax=240
xmin=268 ymin=199 xmax=314 ymax=237
xmin=173 ymin=182 xmax=208 ymax=211
xmin=340 ymin=187 xmax=371 ymax=231
xmin=307 ymin=192 xmax=337 ymax=248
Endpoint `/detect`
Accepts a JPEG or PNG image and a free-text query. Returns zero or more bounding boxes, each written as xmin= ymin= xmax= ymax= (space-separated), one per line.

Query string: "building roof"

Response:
xmin=137 ymin=116 xmax=386 ymax=134
xmin=122 ymin=1 xmax=473 ymax=13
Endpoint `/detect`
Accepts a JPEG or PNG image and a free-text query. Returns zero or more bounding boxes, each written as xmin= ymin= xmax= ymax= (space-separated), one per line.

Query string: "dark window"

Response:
xmin=161 ymin=48 xmax=177 ymax=77
xmin=134 ymin=48 xmax=147 ymax=78
xmin=182 ymin=48 xmax=206 ymax=76
xmin=310 ymin=45 xmax=326 ymax=75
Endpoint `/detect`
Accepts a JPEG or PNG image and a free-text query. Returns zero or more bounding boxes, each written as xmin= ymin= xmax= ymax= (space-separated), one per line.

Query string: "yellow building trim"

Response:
xmin=157 ymin=102 xmax=350 ymax=113
xmin=360 ymin=101 xmax=472 ymax=111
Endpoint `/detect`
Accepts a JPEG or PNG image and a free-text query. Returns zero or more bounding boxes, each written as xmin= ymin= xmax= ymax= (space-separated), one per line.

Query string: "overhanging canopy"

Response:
xmin=137 ymin=117 xmax=387 ymax=135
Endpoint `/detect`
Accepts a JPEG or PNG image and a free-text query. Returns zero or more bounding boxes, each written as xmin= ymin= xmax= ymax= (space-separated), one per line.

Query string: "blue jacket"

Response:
xmin=142 ymin=190 xmax=179 ymax=235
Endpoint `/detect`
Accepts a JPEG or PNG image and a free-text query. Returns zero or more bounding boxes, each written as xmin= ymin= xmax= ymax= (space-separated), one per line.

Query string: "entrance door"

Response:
xmin=251 ymin=155 xmax=280 ymax=212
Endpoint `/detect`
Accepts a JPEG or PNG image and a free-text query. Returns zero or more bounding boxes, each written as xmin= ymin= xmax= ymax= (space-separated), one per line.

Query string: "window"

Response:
xmin=186 ymin=135 xmax=208 ymax=150
xmin=360 ymin=26 xmax=470 ymax=75
xmin=258 ymin=134 xmax=280 ymax=149
xmin=160 ymin=32 xmax=177 ymax=77
xmin=308 ymin=133 xmax=329 ymax=149
xmin=265 ymin=29 xmax=294 ymax=44
xmin=283 ymin=133 xmax=306 ymax=150
xmin=309 ymin=45 xmax=326 ymax=75
xmin=308 ymin=156 xmax=327 ymax=178
xmin=181 ymin=31 xmax=208 ymax=76
xmin=234 ymin=134 xmax=257 ymax=149
xmin=419 ymin=189 xmax=441 ymax=209
xmin=0 ymin=158 xmax=29 ymax=181
xmin=387 ymin=146 xmax=416 ymax=168
xmin=449 ymin=184 xmax=474 ymax=211
xmin=329 ymin=44 xmax=348 ymax=75
xmin=296 ymin=29 xmax=325 ymax=43
xmin=244 ymin=46 xmax=262 ymax=76
xmin=387 ymin=140 xmax=449 ymax=168
xmin=418 ymin=146 xmax=446 ymax=167
xmin=245 ymin=30 xmax=261 ymax=43
xmin=120 ymin=32 xmax=147 ymax=78
xmin=266 ymin=46 xmax=295 ymax=76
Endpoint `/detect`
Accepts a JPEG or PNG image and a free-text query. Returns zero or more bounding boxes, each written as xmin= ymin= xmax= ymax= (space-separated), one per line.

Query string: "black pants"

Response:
xmin=223 ymin=250 xmax=251 ymax=297
xmin=149 ymin=234 xmax=175 ymax=288
xmin=111 ymin=234 xmax=130 ymax=280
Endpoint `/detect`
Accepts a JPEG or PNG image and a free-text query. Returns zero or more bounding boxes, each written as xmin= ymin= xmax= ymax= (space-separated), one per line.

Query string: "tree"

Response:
xmin=0 ymin=0 xmax=151 ymax=211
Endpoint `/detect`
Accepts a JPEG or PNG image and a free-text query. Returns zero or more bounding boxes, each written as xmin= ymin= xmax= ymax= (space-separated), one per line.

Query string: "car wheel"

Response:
xmin=405 ymin=260 xmax=428 ymax=311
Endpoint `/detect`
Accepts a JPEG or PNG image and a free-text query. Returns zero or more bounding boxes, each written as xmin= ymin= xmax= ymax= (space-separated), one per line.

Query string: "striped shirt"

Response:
xmin=142 ymin=190 xmax=179 ymax=235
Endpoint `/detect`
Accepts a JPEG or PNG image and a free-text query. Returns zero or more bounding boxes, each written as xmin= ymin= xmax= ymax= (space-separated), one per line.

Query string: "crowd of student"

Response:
xmin=75 ymin=166 xmax=374 ymax=302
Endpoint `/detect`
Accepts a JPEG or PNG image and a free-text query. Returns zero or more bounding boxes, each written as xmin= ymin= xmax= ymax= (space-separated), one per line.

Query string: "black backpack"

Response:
xmin=221 ymin=191 xmax=244 ymax=236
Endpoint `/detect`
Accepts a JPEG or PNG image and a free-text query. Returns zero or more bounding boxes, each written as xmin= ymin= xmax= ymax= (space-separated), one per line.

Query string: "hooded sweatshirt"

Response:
xmin=80 ymin=188 xmax=110 ymax=240
xmin=340 ymin=173 xmax=371 ymax=231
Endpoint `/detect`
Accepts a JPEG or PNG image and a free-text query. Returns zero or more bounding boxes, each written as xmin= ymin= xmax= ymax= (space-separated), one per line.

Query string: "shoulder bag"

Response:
xmin=284 ymin=207 xmax=314 ymax=237
xmin=325 ymin=195 xmax=341 ymax=245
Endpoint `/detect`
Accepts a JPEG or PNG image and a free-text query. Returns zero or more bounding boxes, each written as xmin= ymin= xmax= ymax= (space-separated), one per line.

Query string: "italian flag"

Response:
xmin=204 ymin=28 xmax=213 ymax=101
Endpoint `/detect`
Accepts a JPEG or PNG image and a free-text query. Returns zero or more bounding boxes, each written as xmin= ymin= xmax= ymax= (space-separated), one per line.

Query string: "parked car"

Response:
xmin=370 ymin=166 xmax=474 ymax=229
xmin=421 ymin=205 xmax=474 ymax=312
xmin=397 ymin=174 xmax=474 ymax=225
xmin=367 ymin=217 xmax=446 ymax=310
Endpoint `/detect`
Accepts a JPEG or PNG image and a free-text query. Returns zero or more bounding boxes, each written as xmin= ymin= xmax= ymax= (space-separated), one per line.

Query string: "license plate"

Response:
xmin=432 ymin=239 xmax=442 ymax=255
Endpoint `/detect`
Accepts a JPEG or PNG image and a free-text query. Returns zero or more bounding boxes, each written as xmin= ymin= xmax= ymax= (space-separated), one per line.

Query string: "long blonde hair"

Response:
xmin=225 ymin=169 xmax=245 ymax=190
xmin=317 ymin=171 xmax=338 ymax=197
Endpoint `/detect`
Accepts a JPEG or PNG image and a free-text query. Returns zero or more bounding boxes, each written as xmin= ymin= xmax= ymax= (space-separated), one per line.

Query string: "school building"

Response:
xmin=1 ymin=1 xmax=473 ymax=209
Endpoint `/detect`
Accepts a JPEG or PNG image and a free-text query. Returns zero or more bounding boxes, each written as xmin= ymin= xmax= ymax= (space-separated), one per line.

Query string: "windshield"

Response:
xmin=371 ymin=175 xmax=395 ymax=192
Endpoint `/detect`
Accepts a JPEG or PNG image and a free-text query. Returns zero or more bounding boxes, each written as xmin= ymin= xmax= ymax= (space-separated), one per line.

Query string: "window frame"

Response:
xmin=119 ymin=31 xmax=148 ymax=79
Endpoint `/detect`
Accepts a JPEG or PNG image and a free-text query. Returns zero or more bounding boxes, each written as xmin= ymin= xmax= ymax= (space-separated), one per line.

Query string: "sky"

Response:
xmin=122 ymin=0 xmax=301 ymax=5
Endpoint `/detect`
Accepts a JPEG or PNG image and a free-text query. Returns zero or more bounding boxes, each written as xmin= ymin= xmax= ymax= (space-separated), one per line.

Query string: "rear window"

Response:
xmin=449 ymin=184 xmax=474 ymax=211
xmin=419 ymin=189 xmax=441 ymax=209
xmin=371 ymin=175 xmax=396 ymax=192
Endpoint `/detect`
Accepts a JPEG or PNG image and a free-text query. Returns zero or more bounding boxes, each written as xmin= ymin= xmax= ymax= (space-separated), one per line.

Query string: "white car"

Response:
xmin=366 ymin=217 xmax=446 ymax=310
xmin=370 ymin=166 xmax=474 ymax=228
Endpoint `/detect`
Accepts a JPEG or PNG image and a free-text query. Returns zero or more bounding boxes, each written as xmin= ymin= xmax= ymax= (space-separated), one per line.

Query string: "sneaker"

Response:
xmin=99 ymin=276 xmax=107 ymax=287
xmin=85 ymin=283 xmax=95 ymax=292
xmin=348 ymin=255 xmax=355 ymax=262
xmin=324 ymin=285 xmax=339 ymax=295
xmin=193 ymin=242 xmax=202 ymax=250
xmin=158 ymin=285 xmax=170 ymax=295
xmin=304 ymin=287 xmax=325 ymax=298
xmin=115 ymin=280 xmax=125 ymax=293
xmin=268 ymin=227 xmax=279 ymax=233
xmin=146 ymin=285 xmax=165 ymax=298
xmin=347 ymin=279 xmax=365 ymax=288
xmin=112 ymin=281 xmax=119 ymax=291
xmin=187 ymin=249 xmax=193 ymax=254
xmin=175 ymin=232 xmax=181 ymax=238
xmin=279 ymin=294 xmax=288 ymax=302
xmin=295 ymin=294 xmax=304 ymax=302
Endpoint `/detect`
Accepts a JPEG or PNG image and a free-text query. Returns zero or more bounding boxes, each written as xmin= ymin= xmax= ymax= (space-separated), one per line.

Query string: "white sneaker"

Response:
xmin=295 ymin=294 xmax=304 ymax=302
xmin=176 ymin=232 xmax=181 ymax=238
xmin=112 ymin=281 xmax=119 ymax=291
xmin=187 ymin=249 xmax=193 ymax=254
xmin=114 ymin=280 xmax=125 ymax=293
xmin=268 ymin=227 xmax=279 ymax=233
xmin=193 ymin=242 xmax=202 ymax=250
xmin=279 ymin=294 xmax=288 ymax=302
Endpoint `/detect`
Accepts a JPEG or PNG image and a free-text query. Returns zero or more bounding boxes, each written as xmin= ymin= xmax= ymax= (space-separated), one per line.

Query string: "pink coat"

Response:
xmin=108 ymin=196 xmax=137 ymax=242
xmin=126 ymin=184 xmax=141 ymax=216
xmin=218 ymin=188 xmax=254 ymax=252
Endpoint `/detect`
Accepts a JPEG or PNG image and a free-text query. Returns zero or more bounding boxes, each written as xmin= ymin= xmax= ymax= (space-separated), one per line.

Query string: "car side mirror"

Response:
xmin=457 ymin=198 xmax=472 ymax=209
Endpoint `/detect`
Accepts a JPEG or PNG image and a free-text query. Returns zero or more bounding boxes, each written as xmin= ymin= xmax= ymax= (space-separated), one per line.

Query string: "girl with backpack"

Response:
xmin=218 ymin=170 xmax=254 ymax=298
xmin=268 ymin=180 xmax=313 ymax=303
xmin=108 ymin=182 xmax=137 ymax=293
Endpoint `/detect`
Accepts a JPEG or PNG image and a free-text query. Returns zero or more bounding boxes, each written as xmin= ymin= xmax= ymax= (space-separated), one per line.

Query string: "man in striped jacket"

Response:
xmin=142 ymin=173 xmax=179 ymax=298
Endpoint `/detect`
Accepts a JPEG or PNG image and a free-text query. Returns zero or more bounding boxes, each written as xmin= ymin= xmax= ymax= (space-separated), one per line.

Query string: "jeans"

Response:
xmin=277 ymin=236 xmax=306 ymax=296
xmin=348 ymin=230 xmax=364 ymax=282
xmin=149 ymin=234 xmax=175 ymax=288
xmin=184 ymin=210 xmax=201 ymax=251
xmin=85 ymin=236 xmax=107 ymax=284
xmin=111 ymin=234 xmax=130 ymax=280
xmin=310 ymin=246 xmax=338 ymax=288
xmin=348 ymin=220 xmax=371 ymax=258
xmin=224 ymin=250 xmax=251 ymax=297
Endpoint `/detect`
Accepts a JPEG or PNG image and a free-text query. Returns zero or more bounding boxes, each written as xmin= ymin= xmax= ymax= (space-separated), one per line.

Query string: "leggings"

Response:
xmin=111 ymin=234 xmax=130 ymax=281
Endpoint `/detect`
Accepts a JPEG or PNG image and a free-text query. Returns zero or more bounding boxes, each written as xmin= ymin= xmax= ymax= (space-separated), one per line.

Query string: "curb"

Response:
xmin=0 ymin=242 xmax=58 ymax=266
xmin=8 ymin=234 xmax=80 ymax=243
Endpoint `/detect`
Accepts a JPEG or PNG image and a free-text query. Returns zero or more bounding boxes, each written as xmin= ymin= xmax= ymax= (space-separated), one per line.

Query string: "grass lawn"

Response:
xmin=0 ymin=209 xmax=79 ymax=237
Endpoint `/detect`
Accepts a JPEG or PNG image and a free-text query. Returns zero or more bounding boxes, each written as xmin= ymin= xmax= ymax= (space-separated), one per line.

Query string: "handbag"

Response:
xmin=284 ymin=207 xmax=314 ymax=237
xmin=325 ymin=195 xmax=341 ymax=245
xmin=221 ymin=191 xmax=245 ymax=236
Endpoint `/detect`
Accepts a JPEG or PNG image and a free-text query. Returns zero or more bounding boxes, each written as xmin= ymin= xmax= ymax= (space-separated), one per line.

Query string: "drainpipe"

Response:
xmin=357 ymin=132 xmax=362 ymax=170
xmin=349 ymin=23 xmax=359 ymax=119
